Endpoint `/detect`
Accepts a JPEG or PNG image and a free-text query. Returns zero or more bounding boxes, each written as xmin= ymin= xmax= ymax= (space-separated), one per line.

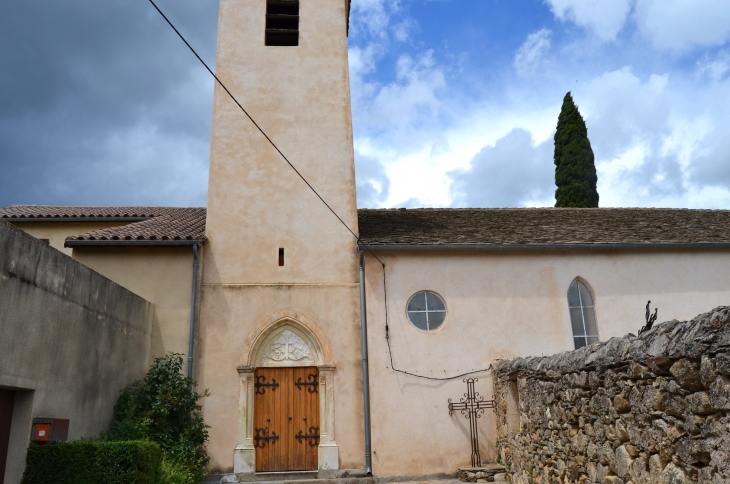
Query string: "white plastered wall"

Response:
xmin=362 ymin=249 xmax=730 ymax=477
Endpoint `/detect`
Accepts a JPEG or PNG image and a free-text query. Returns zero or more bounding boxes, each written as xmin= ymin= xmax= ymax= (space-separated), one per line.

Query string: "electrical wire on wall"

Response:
xmin=148 ymin=0 xmax=492 ymax=382
xmin=380 ymin=263 xmax=493 ymax=380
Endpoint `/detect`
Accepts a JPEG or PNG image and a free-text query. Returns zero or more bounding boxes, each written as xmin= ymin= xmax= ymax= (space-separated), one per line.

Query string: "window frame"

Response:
xmin=567 ymin=278 xmax=600 ymax=349
xmin=405 ymin=290 xmax=448 ymax=332
xmin=265 ymin=0 xmax=300 ymax=47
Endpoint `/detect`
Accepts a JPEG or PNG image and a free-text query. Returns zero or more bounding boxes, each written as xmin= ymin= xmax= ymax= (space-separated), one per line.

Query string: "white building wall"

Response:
xmin=362 ymin=249 xmax=730 ymax=477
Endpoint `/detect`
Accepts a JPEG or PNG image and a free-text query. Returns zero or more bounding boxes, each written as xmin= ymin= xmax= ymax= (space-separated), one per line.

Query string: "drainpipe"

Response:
xmin=187 ymin=244 xmax=200 ymax=379
xmin=359 ymin=250 xmax=373 ymax=475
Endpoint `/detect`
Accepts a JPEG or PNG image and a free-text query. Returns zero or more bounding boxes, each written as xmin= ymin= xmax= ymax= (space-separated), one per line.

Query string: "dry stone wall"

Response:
xmin=493 ymin=307 xmax=730 ymax=484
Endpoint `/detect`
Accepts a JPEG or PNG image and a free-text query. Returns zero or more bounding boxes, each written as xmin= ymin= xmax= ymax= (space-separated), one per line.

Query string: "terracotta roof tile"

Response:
xmin=0 ymin=206 xmax=206 ymax=243
xmin=0 ymin=205 xmax=182 ymax=219
xmin=7 ymin=205 xmax=730 ymax=248
xmin=356 ymin=208 xmax=730 ymax=247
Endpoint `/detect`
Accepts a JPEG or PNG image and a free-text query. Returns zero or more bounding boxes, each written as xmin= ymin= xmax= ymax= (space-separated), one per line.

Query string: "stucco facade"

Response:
xmin=201 ymin=0 xmax=361 ymax=475
xmin=9 ymin=222 xmax=131 ymax=256
xmin=360 ymin=248 xmax=730 ymax=477
xmin=9 ymin=221 xmax=199 ymax=364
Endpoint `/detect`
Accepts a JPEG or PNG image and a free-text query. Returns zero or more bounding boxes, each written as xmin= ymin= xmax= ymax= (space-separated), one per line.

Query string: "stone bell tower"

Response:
xmin=199 ymin=0 xmax=363 ymax=476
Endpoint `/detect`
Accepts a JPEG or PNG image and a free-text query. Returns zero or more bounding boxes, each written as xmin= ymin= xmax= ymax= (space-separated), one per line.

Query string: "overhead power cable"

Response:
xmin=148 ymin=1 xmax=490 ymax=380
xmin=147 ymin=0 xmax=383 ymax=265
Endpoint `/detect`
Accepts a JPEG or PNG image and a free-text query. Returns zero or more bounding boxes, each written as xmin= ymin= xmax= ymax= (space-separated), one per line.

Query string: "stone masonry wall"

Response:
xmin=493 ymin=307 xmax=730 ymax=484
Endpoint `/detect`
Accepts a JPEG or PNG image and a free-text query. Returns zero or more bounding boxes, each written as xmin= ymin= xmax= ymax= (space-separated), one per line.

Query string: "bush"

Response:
xmin=104 ymin=353 xmax=210 ymax=484
xmin=22 ymin=440 xmax=162 ymax=484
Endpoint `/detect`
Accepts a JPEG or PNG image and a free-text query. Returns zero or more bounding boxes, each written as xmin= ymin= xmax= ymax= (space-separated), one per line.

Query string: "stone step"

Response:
xmin=458 ymin=464 xmax=507 ymax=483
xmin=202 ymin=470 xmax=373 ymax=484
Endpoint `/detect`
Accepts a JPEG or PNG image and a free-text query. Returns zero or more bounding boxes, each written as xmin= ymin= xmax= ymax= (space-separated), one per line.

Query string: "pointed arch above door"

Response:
xmin=241 ymin=309 xmax=334 ymax=367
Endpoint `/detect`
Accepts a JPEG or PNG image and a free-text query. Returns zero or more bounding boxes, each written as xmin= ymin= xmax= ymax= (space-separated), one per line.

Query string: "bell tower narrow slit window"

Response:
xmin=266 ymin=1 xmax=299 ymax=46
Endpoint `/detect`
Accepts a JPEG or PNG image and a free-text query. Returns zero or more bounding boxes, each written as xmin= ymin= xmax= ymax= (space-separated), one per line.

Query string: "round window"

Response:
xmin=406 ymin=291 xmax=447 ymax=331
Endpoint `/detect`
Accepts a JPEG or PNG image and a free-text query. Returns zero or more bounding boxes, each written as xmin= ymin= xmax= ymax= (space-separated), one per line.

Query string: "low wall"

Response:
xmin=493 ymin=307 xmax=730 ymax=484
xmin=0 ymin=222 xmax=153 ymax=484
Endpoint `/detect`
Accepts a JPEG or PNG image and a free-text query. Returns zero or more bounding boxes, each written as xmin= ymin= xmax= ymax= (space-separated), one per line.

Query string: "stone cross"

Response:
xmin=448 ymin=378 xmax=496 ymax=467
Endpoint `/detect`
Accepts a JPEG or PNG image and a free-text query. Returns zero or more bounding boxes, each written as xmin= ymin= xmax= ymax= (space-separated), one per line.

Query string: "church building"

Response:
xmin=4 ymin=0 xmax=730 ymax=480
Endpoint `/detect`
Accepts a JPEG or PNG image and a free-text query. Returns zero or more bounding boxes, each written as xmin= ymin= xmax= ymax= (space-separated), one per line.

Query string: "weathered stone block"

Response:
xmin=648 ymin=454 xmax=664 ymax=480
xmin=614 ymin=394 xmax=631 ymax=414
xmin=589 ymin=372 xmax=602 ymax=390
xmin=716 ymin=353 xmax=730 ymax=376
xmin=665 ymin=426 xmax=686 ymax=442
xmin=700 ymin=355 xmax=716 ymax=387
xmin=675 ymin=439 xmax=713 ymax=466
xmin=601 ymin=442 xmax=618 ymax=473
xmin=686 ymin=391 xmax=717 ymax=415
xmin=638 ymin=427 xmax=663 ymax=453
xmin=709 ymin=375 xmax=730 ymax=410
xmin=616 ymin=420 xmax=630 ymax=442
xmin=670 ymin=359 xmax=704 ymax=392
xmin=645 ymin=357 xmax=673 ymax=376
xmin=630 ymin=386 xmax=645 ymax=412
xmin=587 ymin=441 xmax=598 ymax=460
xmin=630 ymin=454 xmax=649 ymax=484
xmin=643 ymin=387 xmax=667 ymax=411
xmin=630 ymin=363 xmax=649 ymax=379
xmin=664 ymin=396 xmax=687 ymax=417
xmin=616 ymin=445 xmax=632 ymax=479
xmin=662 ymin=462 xmax=688 ymax=484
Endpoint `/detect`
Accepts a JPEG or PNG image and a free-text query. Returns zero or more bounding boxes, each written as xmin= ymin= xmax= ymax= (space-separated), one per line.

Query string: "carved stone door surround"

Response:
xmin=235 ymin=310 xmax=338 ymax=476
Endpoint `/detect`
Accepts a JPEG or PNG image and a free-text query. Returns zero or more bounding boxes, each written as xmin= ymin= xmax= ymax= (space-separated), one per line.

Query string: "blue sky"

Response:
xmin=349 ymin=0 xmax=730 ymax=209
xmin=2 ymin=0 xmax=730 ymax=209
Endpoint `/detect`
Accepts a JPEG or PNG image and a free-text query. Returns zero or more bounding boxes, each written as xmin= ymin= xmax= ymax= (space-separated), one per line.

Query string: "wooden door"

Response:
xmin=0 ymin=390 xmax=15 ymax=484
xmin=254 ymin=367 xmax=319 ymax=472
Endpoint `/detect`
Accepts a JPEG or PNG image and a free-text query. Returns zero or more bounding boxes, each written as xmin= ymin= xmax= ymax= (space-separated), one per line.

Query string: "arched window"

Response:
xmin=568 ymin=279 xmax=599 ymax=349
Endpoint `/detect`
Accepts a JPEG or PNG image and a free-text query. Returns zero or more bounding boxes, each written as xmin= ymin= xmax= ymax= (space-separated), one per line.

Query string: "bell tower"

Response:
xmin=199 ymin=0 xmax=362 ymax=475
xmin=205 ymin=0 xmax=357 ymax=284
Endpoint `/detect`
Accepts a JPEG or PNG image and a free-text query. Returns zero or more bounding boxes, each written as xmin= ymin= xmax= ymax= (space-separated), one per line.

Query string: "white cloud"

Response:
xmin=514 ymin=29 xmax=552 ymax=77
xmin=545 ymin=0 xmax=633 ymax=41
xmin=633 ymin=0 xmax=730 ymax=52
xmin=449 ymin=130 xmax=554 ymax=208
xmin=545 ymin=0 xmax=730 ymax=51
xmin=355 ymin=149 xmax=391 ymax=207
xmin=350 ymin=0 xmax=401 ymax=39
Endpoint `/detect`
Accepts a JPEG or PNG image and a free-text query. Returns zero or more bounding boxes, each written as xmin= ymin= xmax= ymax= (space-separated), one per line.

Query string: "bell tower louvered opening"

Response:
xmin=266 ymin=0 xmax=299 ymax=46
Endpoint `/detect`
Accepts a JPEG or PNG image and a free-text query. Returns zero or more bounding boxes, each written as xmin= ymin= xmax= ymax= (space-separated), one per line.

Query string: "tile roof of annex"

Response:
xmin=0 ymin=205 xmax=206 ymax=244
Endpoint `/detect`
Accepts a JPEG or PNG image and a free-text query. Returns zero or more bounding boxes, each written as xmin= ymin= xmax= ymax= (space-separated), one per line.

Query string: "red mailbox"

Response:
xmin=31 ymin=418 xmax=69 ymax=443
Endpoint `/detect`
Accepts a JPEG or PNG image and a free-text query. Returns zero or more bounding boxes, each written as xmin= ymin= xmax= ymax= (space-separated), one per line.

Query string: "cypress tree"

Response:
xmin=554 ymin=92 xmax=599 ymax=207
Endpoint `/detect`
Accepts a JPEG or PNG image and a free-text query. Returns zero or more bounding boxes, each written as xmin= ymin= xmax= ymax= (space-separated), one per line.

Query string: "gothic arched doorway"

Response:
xmin=234 ymin=310 xmax=338 ymax=476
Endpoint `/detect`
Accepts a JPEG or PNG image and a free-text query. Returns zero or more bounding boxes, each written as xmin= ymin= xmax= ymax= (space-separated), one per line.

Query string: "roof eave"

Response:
xmin=4 ymin=217 xmax=152 ymax=223
xmin=64 ymin=239 xmax=205 ymax=248
xmin=357 ymin=242 xmax=730 ymax=251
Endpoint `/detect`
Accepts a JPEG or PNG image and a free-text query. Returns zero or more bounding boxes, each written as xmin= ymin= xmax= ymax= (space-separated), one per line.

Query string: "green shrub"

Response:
xmin=160 ymin=458 xmax=198 ymax=484
xmin=104 ymin=353 xmax=210 ymax=484
xmin=22 ymin=440 xmax=161 ymax=484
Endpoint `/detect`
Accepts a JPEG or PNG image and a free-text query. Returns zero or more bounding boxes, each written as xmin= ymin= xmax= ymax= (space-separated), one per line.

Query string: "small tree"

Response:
xmin=104 ymin=353 xmax=209 ymax=484
xmin=554 ymin=92 xmax=599 ymax=207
